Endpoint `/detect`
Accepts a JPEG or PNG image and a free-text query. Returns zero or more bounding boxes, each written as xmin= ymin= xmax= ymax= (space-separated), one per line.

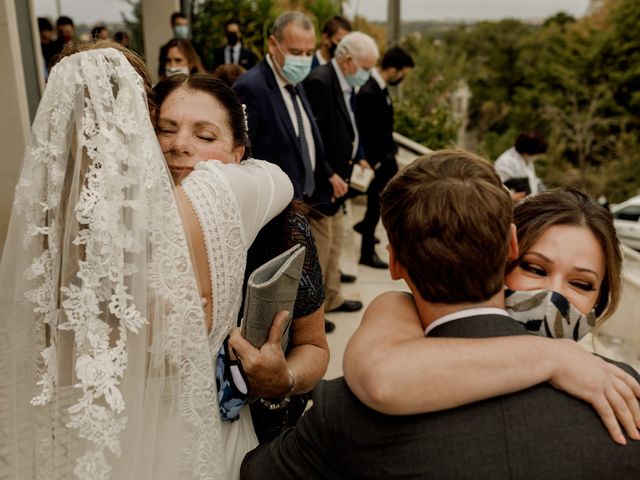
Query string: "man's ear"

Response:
xmin=507 ymin=223 xmax=519 ymax=262
xmin=387 ymin=244 xmax=404 ymax=281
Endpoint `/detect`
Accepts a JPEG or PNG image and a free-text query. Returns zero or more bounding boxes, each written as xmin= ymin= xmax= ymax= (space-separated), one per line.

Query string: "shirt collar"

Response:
xmin=371 ymin=67 xmax=386 ymax=89
xmin=424 ymin=307 xmax=510 ymax=336
xmin=315 ymin=50 xmax=327 ymax=66
xmin=266 ymin=54 xmax=290 ymax=87
xmin=331 ymin=58 xmax=351 ymax=94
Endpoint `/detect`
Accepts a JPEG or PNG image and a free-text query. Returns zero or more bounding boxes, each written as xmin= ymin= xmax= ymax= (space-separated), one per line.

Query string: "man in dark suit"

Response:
xmin=211 ymin=18 xmax=257 ymax=72
xmin=241 ymin=150 xmax=640 ymax=479
xmin=233 ymin=12 xmax=348 ymax=332
xmin=310 ymin=15 xmax=351 ymax=70
xmin=303 ymin=32 xmax=379 ymax=313
xmin=354 ymin=47 xmax=414 ymax=269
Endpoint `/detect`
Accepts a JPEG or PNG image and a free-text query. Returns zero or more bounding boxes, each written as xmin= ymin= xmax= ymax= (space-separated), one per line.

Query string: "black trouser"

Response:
xmin=357 ymin=162 xmax=397 ymax=258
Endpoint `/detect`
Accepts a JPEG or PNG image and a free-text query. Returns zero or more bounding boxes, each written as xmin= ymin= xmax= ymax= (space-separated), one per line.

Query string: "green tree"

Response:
xmin=121 ymin=0 xmax=144 ymax=57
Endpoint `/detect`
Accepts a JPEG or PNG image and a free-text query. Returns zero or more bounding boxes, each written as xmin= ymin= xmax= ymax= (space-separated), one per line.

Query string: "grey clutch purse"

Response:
xmin=240 ymin=243 xmax=306 ymax=351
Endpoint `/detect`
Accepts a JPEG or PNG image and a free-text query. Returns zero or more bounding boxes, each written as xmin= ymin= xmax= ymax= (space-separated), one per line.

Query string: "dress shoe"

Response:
xmin=359 ymin=253 xmax=389 ymax=269
xmin=353 ymin=222 xmax=380 ymax=244
xmin=330 ymin=299 xmax=363 ymax=313
xmin=324 ymin=319 xmax=336 ymax=333
xmin=340 ymin=272 xmax=357 ymax=283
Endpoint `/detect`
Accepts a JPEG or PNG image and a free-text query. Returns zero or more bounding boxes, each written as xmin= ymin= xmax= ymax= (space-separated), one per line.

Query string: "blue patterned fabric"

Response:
xmin=216 ymin=336 xmax=249 ymax=422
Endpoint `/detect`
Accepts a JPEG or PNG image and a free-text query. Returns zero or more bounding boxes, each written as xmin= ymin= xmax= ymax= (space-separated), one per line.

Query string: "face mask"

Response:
xmin=346 ymin=67 xmax=371 ymax=88
xmin=165 ymin=66 xmax=190 ymax=76
xmin=275 ymin=41 xmax=312 ymax=84
xmin=328 ymin=42 xmax=338 ymax=58
xmin=505 ymin=288 xmax=596 ymax=340
xmin=388 ymin=74 xmax=404 ymax=86
xmin=174 ymin=25 xmax=189 ymax=39
xmin=226 ymin=32 xmax=239 ymax=46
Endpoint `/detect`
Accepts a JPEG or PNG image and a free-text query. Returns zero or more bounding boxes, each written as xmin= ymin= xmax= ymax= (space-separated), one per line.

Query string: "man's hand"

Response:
xmin=329 ymin=173 xmax=348 ymax=199
xmin=358 ymin=159 xmax=372 ymax=170
xmin=228 ymin=311 xmax=292 ymax=398
xmin=549 ymin=339 xmax=640 ymax=445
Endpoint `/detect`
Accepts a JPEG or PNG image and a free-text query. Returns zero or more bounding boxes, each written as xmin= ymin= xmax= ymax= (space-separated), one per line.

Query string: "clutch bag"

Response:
xmin=350 ymin=164 xmax=375 ymax=193
xmin=240 ymin=243 xmax=306 ymax=351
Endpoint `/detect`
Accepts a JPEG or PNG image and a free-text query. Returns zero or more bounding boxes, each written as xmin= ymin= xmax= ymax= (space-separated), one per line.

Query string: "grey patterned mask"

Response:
xmin=505 ymin=289 xmax=597 ymax=340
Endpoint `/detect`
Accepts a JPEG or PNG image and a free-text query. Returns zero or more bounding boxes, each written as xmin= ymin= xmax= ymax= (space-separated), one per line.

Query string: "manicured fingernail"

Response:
xmin=632 ymin=429 xmax=640 ymax=441
xmin=617 ymin=435 xmax=627 ymax=445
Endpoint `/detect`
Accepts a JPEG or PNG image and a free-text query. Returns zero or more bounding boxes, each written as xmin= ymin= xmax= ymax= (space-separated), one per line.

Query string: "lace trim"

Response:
xmin=14 ymin=49 xmax=224 ymax=479
xmin=181 ymin=162 xmax=247 ymax=351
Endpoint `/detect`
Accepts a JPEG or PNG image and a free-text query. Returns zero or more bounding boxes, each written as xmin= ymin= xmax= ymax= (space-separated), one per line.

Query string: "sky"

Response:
xmin=34 ymin=0 xmax=592 ymax=25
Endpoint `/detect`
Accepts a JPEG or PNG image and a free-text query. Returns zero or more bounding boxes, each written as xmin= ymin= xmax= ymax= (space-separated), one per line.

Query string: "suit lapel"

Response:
xmin=261 ymin=62 xmax=301 ymax=153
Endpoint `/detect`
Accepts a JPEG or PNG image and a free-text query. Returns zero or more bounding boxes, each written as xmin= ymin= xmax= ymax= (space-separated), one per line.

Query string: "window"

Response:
xmin=613 ymin=205 xmax=640 ymax=222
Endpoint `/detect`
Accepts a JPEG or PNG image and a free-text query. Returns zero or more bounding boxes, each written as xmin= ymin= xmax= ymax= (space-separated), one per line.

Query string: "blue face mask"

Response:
xmin=275 ymin=41 xmax=312 ymax=84
xmin=174 ymin=25 xmax=189 ymax=39
xmin=346 ymin=67 xmax=371 ymax=88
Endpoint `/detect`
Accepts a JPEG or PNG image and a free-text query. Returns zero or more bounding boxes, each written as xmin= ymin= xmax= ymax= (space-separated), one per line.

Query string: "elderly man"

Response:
xmin=233 ymin=12 xmax=346 ymax=332
xmin=303 ymin=32 xmax=379 ymax=314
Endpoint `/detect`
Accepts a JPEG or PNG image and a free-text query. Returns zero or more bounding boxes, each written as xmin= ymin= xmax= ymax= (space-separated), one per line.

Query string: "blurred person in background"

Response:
xmin=212 ymin=19 xmax=257 ymax=72
xmin=91 ymin=25 xmax=110 ymax=41
xmin=113 ymin=31 xmax=130 ymax=48
xmin=494 ymin=131 xmax=547 ymax=201
xmin=158 ymin=38 xmax=206 ymax=79
xmin=212 ymin=63 xmax=247 ymax=87
xmin=354 ymin=46 xmax=415 ymax=269
xmin=311 ymin=15 xmax=352 ymax=69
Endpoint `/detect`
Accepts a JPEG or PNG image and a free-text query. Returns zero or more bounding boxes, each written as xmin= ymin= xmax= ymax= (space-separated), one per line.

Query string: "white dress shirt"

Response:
xmin=331 ymin=58 xmax=359 ymax=159
xmin=494 ymin=147 xmax=541 ymax=194
xmin=224 ymin=43 xmax=241 ymax=64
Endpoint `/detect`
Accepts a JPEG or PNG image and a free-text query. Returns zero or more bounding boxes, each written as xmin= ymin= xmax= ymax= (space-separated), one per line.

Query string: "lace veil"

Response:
xmin=0 ymin=48 xmax=224 ymax=479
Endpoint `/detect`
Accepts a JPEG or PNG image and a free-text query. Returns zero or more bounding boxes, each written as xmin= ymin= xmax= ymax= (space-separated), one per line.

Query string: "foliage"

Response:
xmin=121 ymin=0 xmax=144 ymax=57
xmin=394 ymin=0 xmax=640 ymax=198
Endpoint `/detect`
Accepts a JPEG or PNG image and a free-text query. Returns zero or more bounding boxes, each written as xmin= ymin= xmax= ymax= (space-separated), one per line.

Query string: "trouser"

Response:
xmin=309 ymin=209 xmax=344 ymax=311
xmin=358 ymin=161 xmax=398 ymax=258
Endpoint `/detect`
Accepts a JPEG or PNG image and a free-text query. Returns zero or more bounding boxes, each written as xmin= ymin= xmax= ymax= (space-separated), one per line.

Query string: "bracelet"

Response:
xmin=258 ymin=370 xmax=295 ymax=410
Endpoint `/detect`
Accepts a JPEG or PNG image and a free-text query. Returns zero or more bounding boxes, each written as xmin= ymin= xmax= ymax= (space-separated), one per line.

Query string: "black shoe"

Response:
xmin=359 ymin=253 xmax=389 ymax=269
xmin=330 ymin=299 xmax=363 ymax=313
xmin=353 ymin=222 xmax=380 ymax=244
xmin=340 ymin=272 xmax=357 ymax=283
xmin=324 ymin=319 xmax=336 ymax=333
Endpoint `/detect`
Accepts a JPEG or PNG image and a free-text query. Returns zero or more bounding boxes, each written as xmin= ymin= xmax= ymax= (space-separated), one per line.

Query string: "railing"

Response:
xmin=393 ymin=132 xmax=431 ymax=168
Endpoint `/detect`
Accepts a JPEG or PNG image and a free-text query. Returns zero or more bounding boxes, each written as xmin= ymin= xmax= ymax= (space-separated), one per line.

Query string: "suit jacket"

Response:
xmin=303 ymin=62 xmax=358 ymax=185
xmin=233 ymin=61 xmax=334 ymax=213
xmin=355 ymin=76 xmax=398 ymax=180
xmin=211 ymin=44 xmax=257 ymax=71
xmin=241 ymin=314 xmax=640 ymax=479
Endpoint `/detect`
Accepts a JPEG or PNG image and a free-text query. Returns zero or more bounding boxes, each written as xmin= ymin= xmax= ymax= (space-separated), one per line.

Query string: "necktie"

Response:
xmin=285 ymin=85 xmax=315 ymax=197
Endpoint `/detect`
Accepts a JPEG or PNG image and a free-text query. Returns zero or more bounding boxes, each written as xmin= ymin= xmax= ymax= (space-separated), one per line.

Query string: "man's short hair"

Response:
xmin=380 ymin=150 xmax=513 ymax=304
xmin=56 ymin=16 xmax=74 ymax=27
xmin=334 ymin=32 xmax=379 ymax=63
xmin=514 ymin=132 xmax=547 ymax=155
xmin=322 ymin=15 xmax=352 ymax=36
xmin=171 ymin=12 xmax=187 ymax=26
xmin=38 ymin=17 xmax=53 ymax=33
xmin=381 ymin=47 xmax=415 ymax=70
xmin=271 ymin=12 xmax=314 ymax=43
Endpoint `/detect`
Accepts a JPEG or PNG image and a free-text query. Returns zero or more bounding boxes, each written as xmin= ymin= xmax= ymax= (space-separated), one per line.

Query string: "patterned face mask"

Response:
xmin=505 ymin=289 xmax=597 ymax=340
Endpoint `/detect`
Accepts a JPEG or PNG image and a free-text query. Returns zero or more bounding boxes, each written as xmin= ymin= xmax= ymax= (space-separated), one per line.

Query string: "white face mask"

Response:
xmin=165 ymin=66 xmax=190 ymax=77
xmin=505 ymin=288 xmax=597 ymax=340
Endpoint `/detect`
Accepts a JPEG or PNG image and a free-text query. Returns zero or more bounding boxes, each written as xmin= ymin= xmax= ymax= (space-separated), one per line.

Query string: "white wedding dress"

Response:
xmin=181 ymin=159 xmax=293 ymax=479
xmin=0 ymin=47 xmax=292 ymax=480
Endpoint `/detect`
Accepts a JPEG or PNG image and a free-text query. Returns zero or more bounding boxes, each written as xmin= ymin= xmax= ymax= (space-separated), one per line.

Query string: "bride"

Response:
xmin=0 ymin=46 xmax=292 ymax=479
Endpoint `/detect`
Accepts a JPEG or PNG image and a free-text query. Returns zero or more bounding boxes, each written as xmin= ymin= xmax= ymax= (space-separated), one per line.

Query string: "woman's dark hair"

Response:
xmin=159 ymin=38 xmax=205 ymax=78
xmin=507 ymin=187 xmax=621 ymax=322
xmin=153 ymin=73 xmax=250 ymax=160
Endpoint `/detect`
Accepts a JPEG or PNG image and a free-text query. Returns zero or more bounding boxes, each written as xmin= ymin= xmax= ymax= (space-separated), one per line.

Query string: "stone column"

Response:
xmin=141 ymin=0 xmax=180 ymax=84
xmin=0 ymin=0 xmax=32 ymax=250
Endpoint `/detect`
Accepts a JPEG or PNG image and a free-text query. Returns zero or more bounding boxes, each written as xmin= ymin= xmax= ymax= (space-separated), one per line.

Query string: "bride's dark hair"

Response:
xmin=153 ymin=74 xmax=251 ymax=161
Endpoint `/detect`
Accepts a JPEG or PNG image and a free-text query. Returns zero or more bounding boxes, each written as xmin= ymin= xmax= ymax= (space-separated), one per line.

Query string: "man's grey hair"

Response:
xmin=271 ymin=11 xmax=315 ymax=42
xmin=334 ymin=32 xmax=379 ymax=62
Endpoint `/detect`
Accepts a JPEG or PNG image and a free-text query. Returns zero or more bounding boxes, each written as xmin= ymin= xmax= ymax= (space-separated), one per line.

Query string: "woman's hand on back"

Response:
xmin=548 ymin=338 xmax=640 ymax=445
